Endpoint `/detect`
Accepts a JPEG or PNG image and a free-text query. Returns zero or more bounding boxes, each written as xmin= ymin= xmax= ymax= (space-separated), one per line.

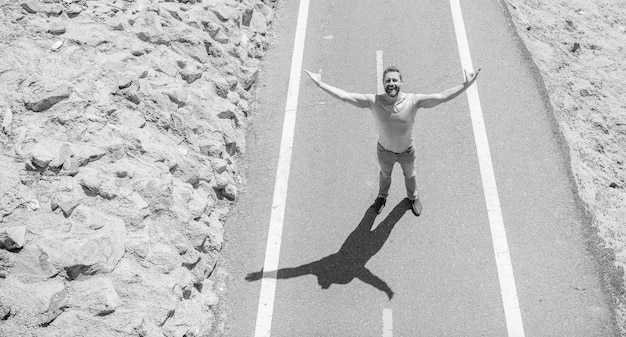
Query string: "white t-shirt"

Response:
xmin=365 ymin=93 xmax=422 ymax=153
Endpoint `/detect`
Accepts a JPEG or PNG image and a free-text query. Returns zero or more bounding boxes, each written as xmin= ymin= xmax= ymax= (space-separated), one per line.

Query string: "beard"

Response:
xmin=385 ymin=85 xmax=399 ymax=97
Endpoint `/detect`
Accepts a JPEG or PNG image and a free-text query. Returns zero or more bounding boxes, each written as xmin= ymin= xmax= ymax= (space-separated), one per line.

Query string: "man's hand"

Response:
xmin=463 ymin=68 xmax=482 ymax=86
xmin=303 ymin=69 xmax=322 ymax=86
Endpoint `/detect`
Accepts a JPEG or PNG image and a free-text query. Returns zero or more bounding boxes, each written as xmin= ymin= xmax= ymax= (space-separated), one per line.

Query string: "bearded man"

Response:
xmin=303 ymin=66 xmax=480 ymax=216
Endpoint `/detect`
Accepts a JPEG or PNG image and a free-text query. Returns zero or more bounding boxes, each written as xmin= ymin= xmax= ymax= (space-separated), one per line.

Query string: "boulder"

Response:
xmin=40 ymin=288 xmax=68 ymax=326
xmin=211 ymin=2 xmax=241 ymax=22
xmin=0 ymin=226 xmax=27 ymax=250
xmin=43 ymin=4 xmax=64 ymax=16
xmin=180 ymin=68 xmax=203 ymax=84
xmin=212 ymin=96 xmax=237 ymax=119
xmin=66 ymin=4 xmax=82 ymax=17
xmin=77 ymin=168 xmax=119 ymax=200
xmin=162 ymin=300 xmax=213 ymax=337
xmin=67 ymin=277 xmax=119 ymax=316
xmin=20 ymin=0 xmax=41 ymax=14
xmin=49 ymin=21 xmax=67 ymax=35
xmin=50 ymin=197 xmax=81 ymax=217
xmin=25 ymin=85 xmax=71 ymax=112
xmin=36 ymin=210 xmax=126 ymax=279
xmin=164 ymin=87 xmax=189 ymax=107
xmin=27 ymin=140 xmax=62 ymax=169
xmin=248 ymin=9 xmax=267 ymax=35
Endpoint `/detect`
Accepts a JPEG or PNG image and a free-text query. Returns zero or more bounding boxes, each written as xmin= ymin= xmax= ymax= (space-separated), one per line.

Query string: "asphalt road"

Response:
xmin=219 ymin=0 xmax=618 ymax=336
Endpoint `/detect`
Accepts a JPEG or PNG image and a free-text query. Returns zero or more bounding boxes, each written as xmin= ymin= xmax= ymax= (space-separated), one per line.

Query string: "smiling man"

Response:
xmin=303 ymin=66 xmax=480 ymax=216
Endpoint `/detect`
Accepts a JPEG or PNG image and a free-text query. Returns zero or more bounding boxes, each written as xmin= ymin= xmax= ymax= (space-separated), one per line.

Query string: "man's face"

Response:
xmin=383 ymin=71 xmax=402 ymax=98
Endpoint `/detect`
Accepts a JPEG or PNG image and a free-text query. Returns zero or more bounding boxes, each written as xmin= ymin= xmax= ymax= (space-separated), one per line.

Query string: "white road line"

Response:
xmin=253 ymin=0 xmax=310 ymax=336
xmin=383 ymin=308 xmax=393 ymax=337
xmin=377 ymin=50 xmax=384 ymax=94
xmin=448 ymin=1 xmax=526 ymax=336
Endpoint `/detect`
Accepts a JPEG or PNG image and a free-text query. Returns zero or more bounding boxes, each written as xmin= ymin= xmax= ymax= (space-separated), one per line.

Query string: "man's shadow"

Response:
xmin=245 ymin=198 xmax=412 ymax=300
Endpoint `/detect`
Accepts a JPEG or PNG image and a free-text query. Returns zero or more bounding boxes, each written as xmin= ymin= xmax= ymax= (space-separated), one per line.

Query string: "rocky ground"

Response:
xmin=501 ymin=0 xmax=626 ymax=333
xmin=1 ymin=0 xmax=625 ymax=336
xmin=0 ymin=0 xmax=274 ymax=335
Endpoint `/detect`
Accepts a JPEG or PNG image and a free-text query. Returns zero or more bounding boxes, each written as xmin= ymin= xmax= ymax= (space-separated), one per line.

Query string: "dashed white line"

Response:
xmin=253 ymin=0 xmax=310 ymax=336
xmin=377 ymin=50 xmax=384 ymax=94
xmin=449 ymin=0 xmax=526 ymax=336
xmin=383 ymin=308 xmax=393 ymax=337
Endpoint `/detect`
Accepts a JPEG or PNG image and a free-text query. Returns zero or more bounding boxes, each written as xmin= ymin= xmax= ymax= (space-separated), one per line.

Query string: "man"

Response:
xmin=303 ymin=66 xmax=481 ymax=216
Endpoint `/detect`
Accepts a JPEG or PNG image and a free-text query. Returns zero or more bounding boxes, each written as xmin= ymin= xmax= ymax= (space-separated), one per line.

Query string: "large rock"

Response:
xmin=67 ymin=277 xmax=118 ymax=316
xmin=212 ymin=96 xmax=238 ymax=119
xmin=0 ymin=226 xmax=27 ymax=250
xmin=33 ymin=209 xmax=126 ymax=280
xmin=20 ymin=0 xmax=41 ymax=14
xmin=77 ymin=168 xmax=119 ymax=200
xmin=25 ymin=85 xmax=71 ymax=112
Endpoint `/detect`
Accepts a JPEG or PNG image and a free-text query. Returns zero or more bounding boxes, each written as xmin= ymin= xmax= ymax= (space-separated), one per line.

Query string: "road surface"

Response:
xmin=219 ymin=0 xmax=618 ymax=336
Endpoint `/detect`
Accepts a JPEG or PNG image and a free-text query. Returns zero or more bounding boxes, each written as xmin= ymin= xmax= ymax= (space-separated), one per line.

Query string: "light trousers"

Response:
xmin=376 ymin=142 xmax=417 ymax=200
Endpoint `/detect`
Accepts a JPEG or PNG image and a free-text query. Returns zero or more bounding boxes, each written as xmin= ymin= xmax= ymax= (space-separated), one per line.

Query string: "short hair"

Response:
xmin=383 ymin=66 xmax=402 ymax=81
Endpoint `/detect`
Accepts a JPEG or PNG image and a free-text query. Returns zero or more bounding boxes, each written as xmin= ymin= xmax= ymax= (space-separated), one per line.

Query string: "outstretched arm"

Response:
xmin=418 ymin=68 xmax=482 ymax=109
xmin=303 ymin=69 xmax=373 ymax=109
xmin=357 ymin=268 xmax=394 ymax=300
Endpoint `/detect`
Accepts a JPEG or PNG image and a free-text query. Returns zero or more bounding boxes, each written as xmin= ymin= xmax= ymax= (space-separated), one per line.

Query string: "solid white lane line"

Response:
xmin=254 ymin=0 xmax=310 ymax=336
xmin=383 ymin=308 xmax=393 ymax=337
xmin=377 ymin=50 xmax=384 ymax=94
xmin=448 ymin=1 xmax=526 ymax=336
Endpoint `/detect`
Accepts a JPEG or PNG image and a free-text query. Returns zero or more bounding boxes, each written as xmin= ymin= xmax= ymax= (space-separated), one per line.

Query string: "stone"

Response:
xmin=51 ymin=39 xmax=64 ymax=51
xmin=117 ymin=109 xmax=146 ymax=129
xmin=40 ymin=288 xmax=68 ymax=326
xmin=69 ymin=143 xmax=106 ymax=166
xmin=37 ymin=211 xmax=126 ymax=279
xmin=78 ymin=169 xmax=118 ymax=200
xmin=20 ymin=0 xmax=41 ymax=14
xmin=145 ymin=241 xmax=180 ymax=274
xmin=241 ymin=8 xmax=253 ymax=26
xmin=164 ymin=87 xmax=188 ymax=107
xmin=67 ymin=277 xmax=118 ymax=316
xmin=49 ymin=21 xmax=66 ymax=35
xmin=28 ymin=140 xmax=63 ymax=169
xmin=239 ymin=66 xmax=259 ymax=90
xmin=209 ymin=157 xmax=228 ymax=174
xmin=227 ymin=90 xmax=240 ymax=104
xmin=118 ymin=76 xmax=133 ymax=89
xmin=212 ymin=77 xmax=231 ymax=98
xmin=51 ymin=198 xmax=81 ymax=217
xmin=55 ymin=144 xmax=80 ymax=176
xmin=249 ymin=10 xmax=267 ymax=35
xmin=207 ymin=22 xmax=229 ymax=44
xmin=218 ymin=119 xmax=241 ymax=154
xmin=202 ymin=214 xmax=223 ymax=252
xmin=48 ymin=143 xmax=72 ymax=168
xmin=123 ymin=85 xmax=141 ymax=105
xmin=162 ymin=300 xmax=213 ymax=337
xmin=43 ymin=3 xmax=64 ymax=16
xmin=198 ymin=137 xmax=224 ymax=157
xmin=2 ymin=105 xmax=13 ymax=133
xmin=0 ymin=226 xmax=27 ymax=250
xmin=130 ymin=43 xmax=146 ymax=56
xmin=211 ymin=3 xmax=240 ymax=22
xmin=180 ymin=68 xmax=203 ymax=84
xmin=25 ymin=85 xmax=71 ymax=112
xmin=212 ymin=96 xmax=237 ymax=119
xmin=222 ymin=183 xmax=237 ymax=200
xmin=66 ymin=4 xmax=82 ymax=17
xmin=189 ymin=189 xmax=210 ymax=219
xmin=106 ymin=17 xmax=125 ymax=31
